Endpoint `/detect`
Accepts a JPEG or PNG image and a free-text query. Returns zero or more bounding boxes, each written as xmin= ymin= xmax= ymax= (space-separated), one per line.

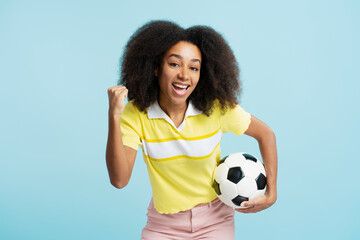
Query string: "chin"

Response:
xmin=169 ymin=97 xmax=188 ymax=106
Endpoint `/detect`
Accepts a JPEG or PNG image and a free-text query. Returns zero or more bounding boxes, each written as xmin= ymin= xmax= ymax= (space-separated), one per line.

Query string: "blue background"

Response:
xmin=1 ymin=0 xmax=359 ymax=239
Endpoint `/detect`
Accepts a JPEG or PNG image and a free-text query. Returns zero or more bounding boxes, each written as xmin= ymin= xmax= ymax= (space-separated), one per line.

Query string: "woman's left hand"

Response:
xmin=235 ymin=194 xmax=276 ymax=214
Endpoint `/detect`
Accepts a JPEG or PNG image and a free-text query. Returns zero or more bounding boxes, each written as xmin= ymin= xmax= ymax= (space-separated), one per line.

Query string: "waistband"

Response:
xmin=194 ymin=197 xmax=221 ymax=209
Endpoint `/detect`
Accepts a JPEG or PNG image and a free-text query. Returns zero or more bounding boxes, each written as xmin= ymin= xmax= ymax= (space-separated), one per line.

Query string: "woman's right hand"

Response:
xmin=107 ymin=85 xmax=128 ymax=117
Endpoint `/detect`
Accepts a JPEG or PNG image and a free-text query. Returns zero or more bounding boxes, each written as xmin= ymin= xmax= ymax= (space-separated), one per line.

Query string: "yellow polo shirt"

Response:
xmin=120 ymin=100 xmax=251 ymax=214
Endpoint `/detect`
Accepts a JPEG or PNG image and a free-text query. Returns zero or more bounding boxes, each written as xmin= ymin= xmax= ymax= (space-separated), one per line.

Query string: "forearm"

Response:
xmin=258 ymin=130 xmax=278 ymax=201
xmin=106 ymin=113 xmax=132 ymax=188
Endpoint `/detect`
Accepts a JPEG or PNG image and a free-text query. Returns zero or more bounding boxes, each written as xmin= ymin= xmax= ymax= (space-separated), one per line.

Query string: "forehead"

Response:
xmin=165 ymin=41 xmax=202 ymax=60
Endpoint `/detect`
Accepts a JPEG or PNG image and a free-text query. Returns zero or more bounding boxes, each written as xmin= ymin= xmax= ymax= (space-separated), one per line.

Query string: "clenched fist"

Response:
xmin=107 ymin=85 xmax=128 ymax=117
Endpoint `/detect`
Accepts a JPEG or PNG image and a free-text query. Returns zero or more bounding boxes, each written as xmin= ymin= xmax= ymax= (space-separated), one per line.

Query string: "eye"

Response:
xmin=190 ymin=67 xmax=199 ymax=71
xmin=169 ymin=63 xmax=179 ymax=67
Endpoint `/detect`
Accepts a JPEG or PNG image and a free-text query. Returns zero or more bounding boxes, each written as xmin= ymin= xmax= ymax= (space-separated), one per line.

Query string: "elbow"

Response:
xmin=266 ymin=128 xmax=275 ymax=139
xmin=110 ymin=179 xmax=128 ymax=189
xmin=258 ymin=127 xmax=275 ymax=143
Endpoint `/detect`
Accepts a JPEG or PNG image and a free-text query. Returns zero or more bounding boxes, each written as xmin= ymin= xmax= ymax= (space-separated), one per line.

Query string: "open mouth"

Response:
xmin=172 ymin=83 xmax=190 ymax=96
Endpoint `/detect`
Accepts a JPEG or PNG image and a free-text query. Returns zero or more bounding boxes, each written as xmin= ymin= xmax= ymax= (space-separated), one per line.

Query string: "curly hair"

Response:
xmin=119 ymin=20 xmax=241 ymax=116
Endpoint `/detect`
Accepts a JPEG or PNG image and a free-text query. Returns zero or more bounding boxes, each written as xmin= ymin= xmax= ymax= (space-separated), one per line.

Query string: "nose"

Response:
xmin=178 ymin=66 xmax=190 ymax=81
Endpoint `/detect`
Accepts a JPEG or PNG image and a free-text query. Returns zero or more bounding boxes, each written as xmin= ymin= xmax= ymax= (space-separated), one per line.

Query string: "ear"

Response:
xmin=154 ymin=67 xmax=159 ymax=77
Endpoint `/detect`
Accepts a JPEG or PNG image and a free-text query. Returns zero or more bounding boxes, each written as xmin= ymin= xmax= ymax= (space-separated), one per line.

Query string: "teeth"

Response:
xmin=173 ymin=83 xmax=188 ymax=89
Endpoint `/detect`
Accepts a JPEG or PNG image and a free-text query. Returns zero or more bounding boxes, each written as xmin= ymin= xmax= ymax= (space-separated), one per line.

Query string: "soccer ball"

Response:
xmin=212 ymin=152 xmax=267 ymax=209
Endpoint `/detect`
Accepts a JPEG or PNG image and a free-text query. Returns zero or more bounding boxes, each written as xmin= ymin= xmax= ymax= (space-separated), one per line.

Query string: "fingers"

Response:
xmin=241 ymin=201 xmax=254 ymax=208
xmin=235 ymin=195 xmax=267 ymax=214
xmin=108 ymin=86 xmax=128 ymax=100
xmin=235 ymin=202 xmax=255 ymax=213
xmin=108 ymin=85 xmax=127 ymax=91
xmin=107 ymin=85 xmax=129 ymax=116
xmin=235 ymin=206 xmax=258 ymax=214
xmin=108 ymin=85 xmax=128 ymax=96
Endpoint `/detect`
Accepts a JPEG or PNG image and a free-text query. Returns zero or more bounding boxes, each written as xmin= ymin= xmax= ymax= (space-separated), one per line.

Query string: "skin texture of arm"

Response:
xmin=236 ymin=115 xmax=278 ymax=213
xmin=106 ymin=85 xmax=137 ymax=189
xmin=106 ymin=114 xmax=137 ymax=189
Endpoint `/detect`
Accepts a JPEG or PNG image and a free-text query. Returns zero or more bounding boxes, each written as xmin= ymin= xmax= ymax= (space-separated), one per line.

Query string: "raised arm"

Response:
xmin=236 ymin=115 xmax=278 ymax=213
xmin=106 ymin=86 xmax=137 ymax=189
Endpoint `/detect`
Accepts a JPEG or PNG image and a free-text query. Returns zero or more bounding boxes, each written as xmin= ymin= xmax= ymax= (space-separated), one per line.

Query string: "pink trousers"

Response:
xmin=141 ymin=198 xmax=235 ymax=240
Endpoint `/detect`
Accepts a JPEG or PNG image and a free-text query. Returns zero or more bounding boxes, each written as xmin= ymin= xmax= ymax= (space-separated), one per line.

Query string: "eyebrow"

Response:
xmin=168 ymin=54 xmax=201 ymax=63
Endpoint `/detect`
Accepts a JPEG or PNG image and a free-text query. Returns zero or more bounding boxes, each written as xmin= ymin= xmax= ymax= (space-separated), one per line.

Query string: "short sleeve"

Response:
xmin=220 ymin=104 xmax=252 ymax=135
xmin=120 ymin=101 xmax=142 ymax=150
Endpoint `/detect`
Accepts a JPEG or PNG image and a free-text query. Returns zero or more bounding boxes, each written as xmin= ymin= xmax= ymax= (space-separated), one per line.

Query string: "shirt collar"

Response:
xmin=147 ymin=100 xmax=202 ymax=120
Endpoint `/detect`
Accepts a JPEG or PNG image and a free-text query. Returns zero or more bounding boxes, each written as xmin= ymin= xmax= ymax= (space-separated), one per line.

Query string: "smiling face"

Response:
xmin=156 ymin=41 xmax=202 ymax=109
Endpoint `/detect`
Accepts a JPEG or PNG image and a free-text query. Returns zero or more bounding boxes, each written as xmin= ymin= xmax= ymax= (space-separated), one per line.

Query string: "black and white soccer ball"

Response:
xmin=212 ymin=152 xmax=267 ymax=209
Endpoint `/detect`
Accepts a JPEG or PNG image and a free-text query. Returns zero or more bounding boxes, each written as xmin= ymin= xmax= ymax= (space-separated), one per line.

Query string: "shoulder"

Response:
xmin=124 ymin=100 xmax=137 ymax=110
xmin=121 ymin=100 xmax=146 ymax=122
xmin=211 ymin=99 xmax=240 ymax=116
xmin=123 ymin=100 xmax=145 ymax=114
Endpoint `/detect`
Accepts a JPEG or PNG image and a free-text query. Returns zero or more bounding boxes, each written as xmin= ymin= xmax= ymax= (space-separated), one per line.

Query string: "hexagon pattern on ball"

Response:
xmin=212 ymin=152 xmax=267 ymax=209
xmin=213 ymin=163 xmax=229 ymax=183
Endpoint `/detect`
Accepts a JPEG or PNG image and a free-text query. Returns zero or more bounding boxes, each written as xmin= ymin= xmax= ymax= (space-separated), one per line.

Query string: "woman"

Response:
xmin=106 ymin=20 xmax=277 ymax=239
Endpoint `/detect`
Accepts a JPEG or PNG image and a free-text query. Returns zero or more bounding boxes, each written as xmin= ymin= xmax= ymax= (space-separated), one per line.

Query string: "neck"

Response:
xmin=158 ymin=98 xmax=188 ymax=126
